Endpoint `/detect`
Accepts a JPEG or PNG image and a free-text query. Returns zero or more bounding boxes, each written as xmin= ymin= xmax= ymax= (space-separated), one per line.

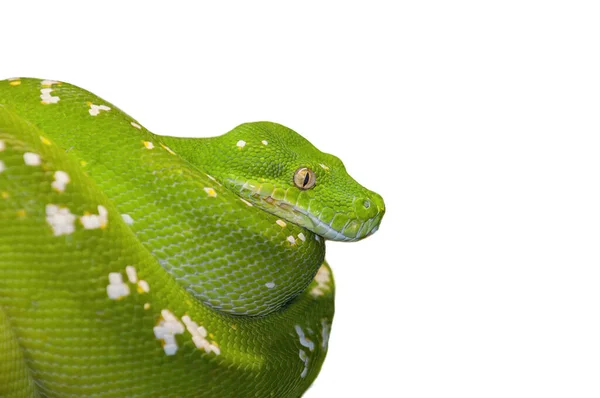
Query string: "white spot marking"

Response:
xmin=287 ymin=235 xmax=296 ymax=245
xmin=236 ymin=140 xmax=246 ymax=148
xmin=144 ymin=303 xmax=151 ymax=310
xmin=45 ymin=204 xmax=76 ymax=236
xmin=310 ymin=264 xmax=332 ymax=297
xmin=261 ymin=140 xmax=268 ymax=145
xmin=41 ymin=80 xmax=60 ymax=87
xmin=88 ymin=103 xmax=111 ymax=116
xmin=265 ymin=282 xmax=275 ymax=289
xmin=121 ymin=214 xmax=134 ymax=225
xmin=154 ymin=309 xmax=185 ymax=356
xmin=51 ymin=171 xmax=70 ymax=192
xmin=299 ymin=349 xmax=309 ymax=378
xmin=319 ymin=163 xmax=330 ymax=171
xmin=40 ymin=88 xmax=60 ymax=104
xmin=125 ymin=265 xmax=138 ymax=284
xmin=163 ymin=343 xmax=177 ymax=356
xmin=0 ymin=161 xmax=4 ymax=174
xmin=298 ymin=232 xmax=306 ymax=242
xmin=106 ymin=272 xmax=130 ymax=300
xmin=80 ymin=205 xmax=108 ymax=230
xmin=276 ymin=219 xmax=287 ymax=228
xmin=295 ymin=325 xmax=314 ymax=378
xmin=108 ymin=272 xmax=122 ymax=284
xmin=137 ymin=280 xmax=150 ymax=293
xmin=204 ymin=187 xmax=217 ymax=197
xmin=23 ymin=152 xmax=41 ymax=166
xmin=130 ymin=122 xmax=142 ymax=129
xmin=295 ymin=325 xmax=315 ymax=352
xmin=0 ymin=140 xmax=5 ymax=152
xmin=321 ymin=318 xmax=331 ymax=349
xmin=193 ymin=337 xmax=212 ymax=353
xmin=143 ymin=141 xmax=154 ymax=149
xmin=181 ymin=315 xmax=220 ymax=355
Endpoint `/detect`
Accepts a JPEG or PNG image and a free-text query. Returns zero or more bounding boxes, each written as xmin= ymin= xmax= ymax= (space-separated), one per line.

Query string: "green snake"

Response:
xmin=0 ymin=78 xmax=385 ymax=397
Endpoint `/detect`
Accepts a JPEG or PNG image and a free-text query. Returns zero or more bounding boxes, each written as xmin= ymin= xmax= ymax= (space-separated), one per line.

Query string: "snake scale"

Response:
xmin=0 ymin=78 xmax=385 ymax=397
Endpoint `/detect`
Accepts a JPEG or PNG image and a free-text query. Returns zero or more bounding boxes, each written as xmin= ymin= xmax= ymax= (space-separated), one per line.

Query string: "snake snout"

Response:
xmin=346 ymin=192 xmax=384 ymax=240
xmin=354 ymin=192 xmax=385 ymax=221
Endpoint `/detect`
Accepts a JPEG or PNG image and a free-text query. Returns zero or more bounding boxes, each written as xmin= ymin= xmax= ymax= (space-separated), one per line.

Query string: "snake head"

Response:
xmin=204 ymin=122 xmax=385 ymax=242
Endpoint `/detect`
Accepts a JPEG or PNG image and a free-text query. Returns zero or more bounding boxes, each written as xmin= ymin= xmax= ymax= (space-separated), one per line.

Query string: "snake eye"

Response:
xmin=293 ymin=167 xmax=316 ymax=190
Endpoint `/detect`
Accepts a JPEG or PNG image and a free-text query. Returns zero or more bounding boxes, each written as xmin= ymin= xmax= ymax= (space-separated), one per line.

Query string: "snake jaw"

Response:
xmin=237 ymin=188 xmax=381 ymax=242
xmin=276 ymin=199 xmax=352 ymax=241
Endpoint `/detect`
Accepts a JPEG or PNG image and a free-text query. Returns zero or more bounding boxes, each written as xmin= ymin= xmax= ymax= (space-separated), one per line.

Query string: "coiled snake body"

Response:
xmin=0 ymin=78 xmax=385 ymax=397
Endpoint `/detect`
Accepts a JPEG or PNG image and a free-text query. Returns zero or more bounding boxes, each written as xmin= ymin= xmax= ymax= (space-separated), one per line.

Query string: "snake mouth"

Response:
xmin=226 ymin=177 xmax=384 ymax=241
xmin=278 ymin=198 xmax=382 ymax=241
xmin=269 ymin=197 xmax=353 ymax=241
xmin=243 ymin=192 xmax=382 ymax=242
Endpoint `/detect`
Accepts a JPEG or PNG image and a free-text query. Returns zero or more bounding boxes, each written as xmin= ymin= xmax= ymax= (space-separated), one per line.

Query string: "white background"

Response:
xmin=3 ymin=1 xmax=600 ymax=397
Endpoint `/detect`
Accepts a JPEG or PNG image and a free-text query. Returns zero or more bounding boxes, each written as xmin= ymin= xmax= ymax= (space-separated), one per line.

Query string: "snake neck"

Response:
xmin=146 ymin=134 xmax=328 ymax=316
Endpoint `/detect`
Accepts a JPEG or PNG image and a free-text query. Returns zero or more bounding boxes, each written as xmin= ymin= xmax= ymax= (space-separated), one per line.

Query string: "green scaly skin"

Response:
xmin=0 ymin=78 xmax=385 ymax=397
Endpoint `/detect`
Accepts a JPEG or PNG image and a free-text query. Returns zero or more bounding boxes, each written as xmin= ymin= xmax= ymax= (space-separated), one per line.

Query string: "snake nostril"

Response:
xmin=363 ymin=200 xmax=371 ymax=209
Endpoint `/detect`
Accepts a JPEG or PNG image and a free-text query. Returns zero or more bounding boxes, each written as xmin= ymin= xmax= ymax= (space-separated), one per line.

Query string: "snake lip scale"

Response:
xmin=281 ymin=198 xmax=371 ymax=242
xmin=239 ymin=184 xmax=385 ymax=242
xmin=0 ymin=77 xmax=385 ymax=397
xmin=256 ymin=193 xmax=352 ymax=242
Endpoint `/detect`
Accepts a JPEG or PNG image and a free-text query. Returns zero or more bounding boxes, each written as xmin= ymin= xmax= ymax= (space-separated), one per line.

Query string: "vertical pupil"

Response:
xmin=303 ymin=171 xmax=310 ymax=186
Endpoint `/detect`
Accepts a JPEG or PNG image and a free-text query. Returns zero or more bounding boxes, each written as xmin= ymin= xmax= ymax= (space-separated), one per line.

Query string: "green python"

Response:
xmin=0 ymin=78 xmax=385 ymax=397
